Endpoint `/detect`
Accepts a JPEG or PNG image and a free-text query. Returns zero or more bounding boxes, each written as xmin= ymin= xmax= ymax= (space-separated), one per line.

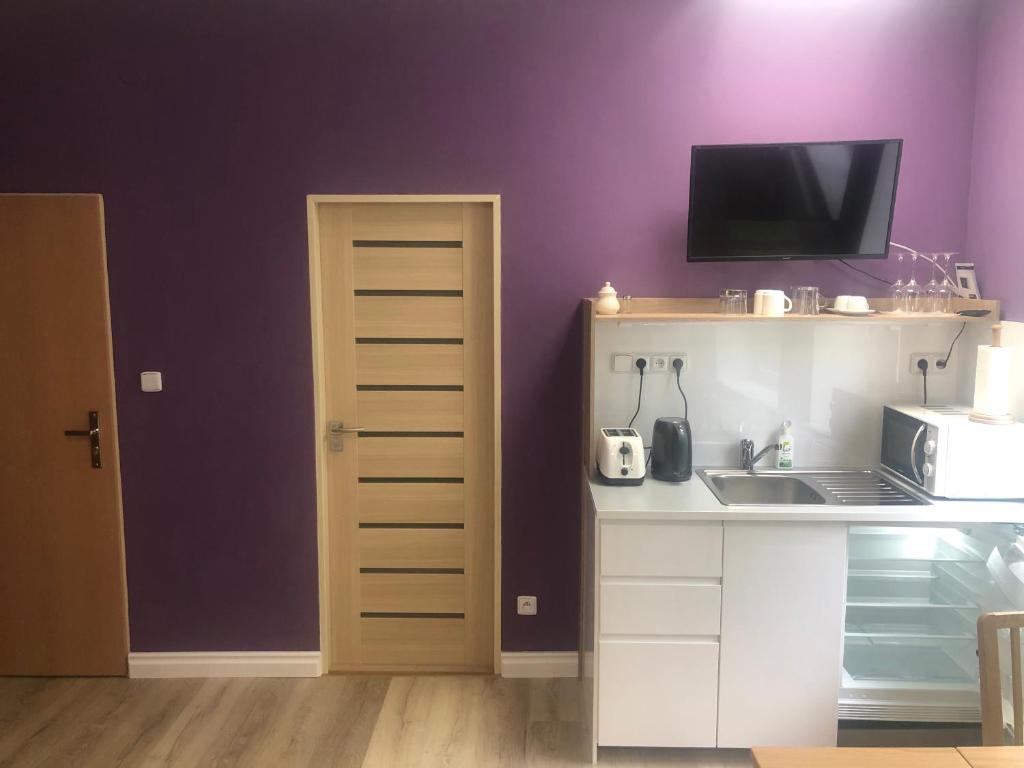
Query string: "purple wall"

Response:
xmin=966 ymin=0 xmax=1024 ymax=322
xmin=0 ymin=0 xmax=984 ymax=652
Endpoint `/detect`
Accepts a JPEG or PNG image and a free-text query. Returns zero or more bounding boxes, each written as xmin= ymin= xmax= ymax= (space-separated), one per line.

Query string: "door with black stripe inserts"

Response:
xmin=317 ymin=201 xmax=496 ymax=672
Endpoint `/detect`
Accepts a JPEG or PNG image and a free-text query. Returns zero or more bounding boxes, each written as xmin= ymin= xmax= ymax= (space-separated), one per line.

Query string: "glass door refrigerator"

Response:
xmin=840 ymin=524 xmax=1023 ymax=723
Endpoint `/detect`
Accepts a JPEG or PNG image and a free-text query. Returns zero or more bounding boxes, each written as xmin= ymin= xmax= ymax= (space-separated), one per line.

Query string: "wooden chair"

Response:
xmin=977 ymin=611 xmax=1024 ymax=746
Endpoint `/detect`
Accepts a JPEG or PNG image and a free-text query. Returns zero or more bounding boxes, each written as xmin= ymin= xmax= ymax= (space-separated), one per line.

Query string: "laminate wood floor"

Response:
xmin=0 ymin=675 xmax=753 ymax=767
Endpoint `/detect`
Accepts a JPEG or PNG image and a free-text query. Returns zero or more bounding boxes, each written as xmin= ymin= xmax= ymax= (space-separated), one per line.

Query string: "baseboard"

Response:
xmin=500 ymin=651 xmax=579 ymax=678
xmin=128 ymin=651 xmax=322 ymax=679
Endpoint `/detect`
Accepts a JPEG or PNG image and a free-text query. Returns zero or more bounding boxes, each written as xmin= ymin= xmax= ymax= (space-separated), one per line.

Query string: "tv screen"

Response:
xmin=686 ymin=139 xmax=902 ymax=262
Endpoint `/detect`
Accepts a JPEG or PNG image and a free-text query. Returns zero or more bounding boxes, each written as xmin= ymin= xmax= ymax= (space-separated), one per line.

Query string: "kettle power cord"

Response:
xmin=627 ymin=358 xmax=646 ymax=429
xmin=672 ymin=357 xmax=689 ymax=419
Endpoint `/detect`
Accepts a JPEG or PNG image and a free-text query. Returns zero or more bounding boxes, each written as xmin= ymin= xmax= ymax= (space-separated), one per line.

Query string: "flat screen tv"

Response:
xmin=686 ymin=139 xmax=902 ymax=262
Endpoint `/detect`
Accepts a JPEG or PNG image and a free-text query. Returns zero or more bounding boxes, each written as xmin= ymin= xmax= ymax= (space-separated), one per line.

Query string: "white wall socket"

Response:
xmin=613 ymin=353 xmax=688 ymax=373
xmin=909 ymin=353 xmax=948 ymax=375
xmin=517 ymin=595 xmax=538 ymax=615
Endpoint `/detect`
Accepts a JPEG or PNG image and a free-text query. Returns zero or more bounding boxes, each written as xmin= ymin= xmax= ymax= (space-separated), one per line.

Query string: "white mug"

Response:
xmin=755 ymin=289 xmax=792 ymax=317
xmin=834 ymin=295 xmax=870 ymax=312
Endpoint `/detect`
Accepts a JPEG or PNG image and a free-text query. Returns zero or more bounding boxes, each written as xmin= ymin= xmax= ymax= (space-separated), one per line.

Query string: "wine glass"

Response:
xmin=923 ymin=253 xmax=941 ymax=313
xmin=888 ymin=253 xmax=907 ymax=312
xmin=934 ymin=252 xmax=957 ymax=314
xmin=905 ymin=252 xmax=923 ymax=312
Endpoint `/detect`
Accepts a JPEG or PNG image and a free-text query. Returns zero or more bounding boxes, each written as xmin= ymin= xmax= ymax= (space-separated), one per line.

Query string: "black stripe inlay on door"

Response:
xmin=353 ymin=240 xmax=463 ymax=248
xmin=357 ymin=385 xmax=463 ymax=392
xmin=359 ymin=522 xmax=464 ymax=529
xmin=359 ymin=431 xmax=463 ymax=438
xmin=356 ymin=338 xmax=463 ymax=345
xmin=354 ymin=289 xmax=463 ymax=297
xmin=360 ymin=618 xmax=464 ymax=622
xmin=361 ymin=567 xmax=464 ymax=574
xmin=358 ymin=477 xmax=464 ymax=484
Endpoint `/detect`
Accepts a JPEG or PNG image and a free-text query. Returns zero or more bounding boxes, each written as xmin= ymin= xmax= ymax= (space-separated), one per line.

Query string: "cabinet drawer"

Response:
xmin=600 ymin=582 xmax=721 ymax=637
xmin=598 ymin=639 xmax=719 ymax=747
xmin=600 ymin=522 xmax=723 ymax=578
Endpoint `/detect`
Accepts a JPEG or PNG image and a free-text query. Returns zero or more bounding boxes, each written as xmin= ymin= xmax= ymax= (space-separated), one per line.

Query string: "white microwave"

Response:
xmin=880 ymin=405 xmax=1024 ymax=499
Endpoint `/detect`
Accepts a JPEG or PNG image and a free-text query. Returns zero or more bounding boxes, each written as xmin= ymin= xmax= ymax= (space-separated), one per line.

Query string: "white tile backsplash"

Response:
xmin=594 ymin=319 xmax=993 ymax=468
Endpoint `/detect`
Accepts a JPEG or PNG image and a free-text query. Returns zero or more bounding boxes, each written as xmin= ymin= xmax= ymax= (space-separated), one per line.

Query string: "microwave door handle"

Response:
xmin=909 ymin=425 xmax=926 ymax=484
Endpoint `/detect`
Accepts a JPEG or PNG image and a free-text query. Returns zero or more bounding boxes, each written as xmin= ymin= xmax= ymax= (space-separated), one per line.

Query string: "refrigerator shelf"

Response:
xmin=843 ymin=642 xmax=978 ymax=685
xmin=845 ymin=605 xmax=975 ymax=640
xmin=846 ymin=598 xmax=976 ymax=610
xmin=848 ymin=527 xmax=989 ymax=563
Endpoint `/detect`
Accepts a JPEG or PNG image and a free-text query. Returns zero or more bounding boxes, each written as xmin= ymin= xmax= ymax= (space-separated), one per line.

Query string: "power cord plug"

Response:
xmin=671 ymin=357 xmax=689 ymax=420
xmin=917 ymin=358 xmax=929 ymax=404
xmin=628 ymin=358 xmax=646 ymax=428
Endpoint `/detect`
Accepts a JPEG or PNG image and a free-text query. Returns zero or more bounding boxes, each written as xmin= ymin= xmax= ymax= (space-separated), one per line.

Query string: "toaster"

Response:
xmin=596 ymin=428 xmax=645 ymax=486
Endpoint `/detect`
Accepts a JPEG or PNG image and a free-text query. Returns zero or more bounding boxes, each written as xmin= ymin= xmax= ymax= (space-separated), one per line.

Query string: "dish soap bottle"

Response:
xmin=776 ymin=420 xmax=794 ymax=469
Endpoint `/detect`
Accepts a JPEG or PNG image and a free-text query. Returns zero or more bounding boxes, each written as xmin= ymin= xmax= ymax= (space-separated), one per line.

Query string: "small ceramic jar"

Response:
xmin=595 ymin=282 xmax=620 ymax=315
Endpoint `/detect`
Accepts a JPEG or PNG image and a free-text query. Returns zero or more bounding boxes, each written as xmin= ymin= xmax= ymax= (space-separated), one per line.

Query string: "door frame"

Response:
xmin=306 ymin=194 xmax=502 ymax=673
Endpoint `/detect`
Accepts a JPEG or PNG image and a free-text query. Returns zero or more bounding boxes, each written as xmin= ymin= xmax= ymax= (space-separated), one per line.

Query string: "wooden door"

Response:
xmin=0 ymin=194 xmax=129 ymax=675
xmin=315 ymin=200 xmax=497 ymax=672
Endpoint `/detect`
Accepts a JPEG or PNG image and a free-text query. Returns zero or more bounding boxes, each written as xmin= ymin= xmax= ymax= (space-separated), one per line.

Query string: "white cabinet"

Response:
xmin=598 ymin=640 xmax=719 ymax=747
xmin=596 ymin=521 xmax=723 ymax=749
xmin=716 ymin=522 xmax=848 ymax=748
xmin=590 ymin=518 xmax=849 ymax=755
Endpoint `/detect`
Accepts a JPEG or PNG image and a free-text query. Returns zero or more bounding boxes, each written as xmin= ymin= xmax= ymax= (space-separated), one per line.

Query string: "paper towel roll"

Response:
xmin=973 ymin=344 xmax=1014 ymax=418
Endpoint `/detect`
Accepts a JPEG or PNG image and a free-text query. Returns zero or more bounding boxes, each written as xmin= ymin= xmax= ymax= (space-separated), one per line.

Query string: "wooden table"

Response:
xmin=957 ymin=747 xmax=1024 ymax=767
xmin=752 ymin=747 xmax=970 ymax=767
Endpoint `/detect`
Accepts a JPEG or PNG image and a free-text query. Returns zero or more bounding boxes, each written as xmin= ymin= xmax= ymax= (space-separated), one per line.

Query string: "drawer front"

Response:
xmin=600 ymin=522 xmax=723 ymax=578
xmin=598 ymin=640 xmax=719 ymax=747
xmin=600 ymin=582 xmax=721 ymax=637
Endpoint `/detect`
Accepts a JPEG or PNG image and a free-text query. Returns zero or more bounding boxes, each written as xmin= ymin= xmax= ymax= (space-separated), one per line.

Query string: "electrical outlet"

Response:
xmin=634 ymin=356 xmax=650 ymax=372
xmin=670 ymin=354 xmax=689 ymax=373
xmin=910 ymin=353 xmax=948 ymax=375
xmin=517 ymin=595 xmax=537 ymax=616
xmin=650 ymin=355 xmax=669 ymax=373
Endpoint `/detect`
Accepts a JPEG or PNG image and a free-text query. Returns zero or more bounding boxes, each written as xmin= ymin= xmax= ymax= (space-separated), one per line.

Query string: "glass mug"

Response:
xmin=719 ymin=289 xmax=748 ymax=314
xmin=790 ymin=286 xmax=824 ymax=316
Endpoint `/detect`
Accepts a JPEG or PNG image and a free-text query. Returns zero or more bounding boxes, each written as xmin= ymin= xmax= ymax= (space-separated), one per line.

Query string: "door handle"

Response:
xmin=327 ymin=420 xmax=363 ymax=452
xmin=64 ymin=410 xmax=102 ymax=468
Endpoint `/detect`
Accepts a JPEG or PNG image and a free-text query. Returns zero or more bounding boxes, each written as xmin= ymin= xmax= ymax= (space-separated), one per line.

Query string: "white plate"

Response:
xmin=822 ymin=307 xmax=877 ymax=317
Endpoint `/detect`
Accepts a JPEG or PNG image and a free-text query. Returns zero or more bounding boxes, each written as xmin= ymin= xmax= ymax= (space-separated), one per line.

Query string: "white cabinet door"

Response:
xmin=716 ymin=523 xmax=848 ymax=748
xmin=598 ymin=640 xmax=719 ymax=747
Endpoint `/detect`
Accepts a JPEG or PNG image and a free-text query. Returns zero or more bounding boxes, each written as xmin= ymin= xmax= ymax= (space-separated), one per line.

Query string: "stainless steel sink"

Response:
xmin=704 ymin=472 xmax=827 ymax=505
xmin=697 ymin=469 xmax=929 ymax=507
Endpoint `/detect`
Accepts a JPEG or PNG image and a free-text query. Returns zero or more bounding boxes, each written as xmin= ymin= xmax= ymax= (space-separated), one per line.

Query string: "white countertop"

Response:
xmin=589 ymin=469 xmax=1024 ymax=524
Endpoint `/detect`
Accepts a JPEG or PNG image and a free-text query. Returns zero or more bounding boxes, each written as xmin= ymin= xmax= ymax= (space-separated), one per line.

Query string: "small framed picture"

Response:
xmin=954 ymin=262 xmax=981 ymax=299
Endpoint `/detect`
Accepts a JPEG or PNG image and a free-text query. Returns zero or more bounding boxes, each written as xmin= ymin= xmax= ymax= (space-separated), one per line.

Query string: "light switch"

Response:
xmin=140 ymin=371 xmax=163 ymax=392
xmin=612 ymin=354 xmax=633 ymax=373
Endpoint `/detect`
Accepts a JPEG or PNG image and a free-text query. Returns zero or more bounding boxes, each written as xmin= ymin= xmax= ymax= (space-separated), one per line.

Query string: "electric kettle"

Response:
xmin=651 ymin=417 xmax=692 ymax=482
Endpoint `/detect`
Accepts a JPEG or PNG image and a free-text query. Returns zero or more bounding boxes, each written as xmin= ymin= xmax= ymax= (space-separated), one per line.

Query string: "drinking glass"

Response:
xmin=904 ymin=252 xmax=923 ymax=312
xmin=923 ymin=253 xmax=941 ymax=312
xmin=934 ymin=253 xmax=957 ymax=314
xmin=719 ymin=288 xmax=747 ymax=314
xmin=790 ymin=286 xmax=822 ymax=315
xmin=888 ymin=253 xmax=907 ymax=312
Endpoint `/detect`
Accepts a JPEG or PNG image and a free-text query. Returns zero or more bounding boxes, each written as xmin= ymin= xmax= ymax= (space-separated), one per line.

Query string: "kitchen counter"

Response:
xmin=589 ymin=469 xmax=1024 ymax=523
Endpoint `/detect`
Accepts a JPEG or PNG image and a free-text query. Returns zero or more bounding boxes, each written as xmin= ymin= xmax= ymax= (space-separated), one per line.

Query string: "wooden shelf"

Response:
xmin=586 ymin=297 xmax=1000 ymax=323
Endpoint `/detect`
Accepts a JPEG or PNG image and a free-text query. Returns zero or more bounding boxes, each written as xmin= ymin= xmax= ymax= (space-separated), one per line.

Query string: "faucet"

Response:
xmin=740 ymin=439 xmax=780 ymax=472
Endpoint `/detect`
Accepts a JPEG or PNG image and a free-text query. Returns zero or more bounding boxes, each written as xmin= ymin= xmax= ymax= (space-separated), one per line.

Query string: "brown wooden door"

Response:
xmin=0 ymin=195 xmax=129 ymax=675
xmin=316 ymin=200 xmax=496 ymax=673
